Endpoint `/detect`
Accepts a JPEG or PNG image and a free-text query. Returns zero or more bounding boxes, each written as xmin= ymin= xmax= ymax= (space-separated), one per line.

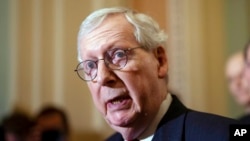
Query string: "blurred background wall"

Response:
xmin=0 ymin=0 xmax=249 ymax=140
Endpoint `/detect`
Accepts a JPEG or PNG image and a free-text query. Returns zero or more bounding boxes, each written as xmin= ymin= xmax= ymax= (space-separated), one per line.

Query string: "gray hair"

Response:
xmin=77 ymin=7 xmax=167 ymax=62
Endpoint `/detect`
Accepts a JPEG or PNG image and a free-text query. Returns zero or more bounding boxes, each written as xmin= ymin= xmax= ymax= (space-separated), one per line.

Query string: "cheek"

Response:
xmin=88 ymin=84 xmax=105 ymax=113
xmin=247 ymin=69 xmax=250 ymax=77
xmin=121 ymin=61 xmax=159 ymax=103
xmin=121 ymin=56 xmax=159 ymax=90
xmin=121 ymin=61 xmax=157 ymax=88
xmin=127 ymin=55 xmax=158 ymax=74
xmin=245 ymin=70 xmax=250 ymax=82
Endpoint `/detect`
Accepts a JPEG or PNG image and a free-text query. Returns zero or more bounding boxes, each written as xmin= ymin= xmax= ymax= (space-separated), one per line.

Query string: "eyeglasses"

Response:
xmin=75 ymin=46 xmax=142 ymax=81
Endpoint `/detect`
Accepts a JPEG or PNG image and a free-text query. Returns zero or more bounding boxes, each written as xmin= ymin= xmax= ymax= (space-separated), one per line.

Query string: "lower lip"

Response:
xmin=107 ymin=98 xmax=132 ymax=112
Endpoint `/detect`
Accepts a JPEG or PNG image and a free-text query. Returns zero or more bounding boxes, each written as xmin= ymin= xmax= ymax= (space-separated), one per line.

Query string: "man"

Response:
xmin=225 ymin=52 xmax=250 ymax=120
xmin=244 ymin=41 xmax=250 ymax=85
xmin=242 ymin=40 xmax=250 ymax=122
xmin=75 ymin=7 xmax=237 ymax=141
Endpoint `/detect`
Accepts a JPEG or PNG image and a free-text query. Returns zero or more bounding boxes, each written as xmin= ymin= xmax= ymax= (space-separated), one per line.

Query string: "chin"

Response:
xmin=110 ymin=124 xmax=143 ymax=141
xmin=106 ymin=116 xmax=133 ymax=127
xmin=107 ymin=112 xmax=142 ymax=129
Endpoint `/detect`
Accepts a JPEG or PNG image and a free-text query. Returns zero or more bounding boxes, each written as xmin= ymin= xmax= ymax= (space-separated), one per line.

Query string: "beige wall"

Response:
xmin=128 ymin=0 xmax=168 ymax=30
xmin=9 ymin=0 xmax=130 ymax=140
xmin=6 ymin=0 xmax=239 ymax=140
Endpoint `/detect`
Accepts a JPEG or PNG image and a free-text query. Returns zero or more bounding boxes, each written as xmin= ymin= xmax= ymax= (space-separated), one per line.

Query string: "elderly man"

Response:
xmin=226 ymin=52 xmax=250 ymax=116
xmin=244 ymin=41 xmax=250 ymax=87
xmin=242 ymin=40 xmax=250 ymax=123
xmin=75 ymin=7 xmax=237 ymax=141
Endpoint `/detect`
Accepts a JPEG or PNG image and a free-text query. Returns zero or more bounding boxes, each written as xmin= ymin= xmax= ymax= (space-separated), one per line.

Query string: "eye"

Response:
xmin=83 ymin=61 xmax=97 ymax=72
xmin=108 ymin=49 xmax=127 ymax=66
xmin=113 ymin=49 xmax=126 ymax=59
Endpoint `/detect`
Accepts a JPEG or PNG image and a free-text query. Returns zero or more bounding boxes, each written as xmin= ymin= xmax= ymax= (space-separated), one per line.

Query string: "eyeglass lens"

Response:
xmin=76 ymin=49 xmax=128 ymax=81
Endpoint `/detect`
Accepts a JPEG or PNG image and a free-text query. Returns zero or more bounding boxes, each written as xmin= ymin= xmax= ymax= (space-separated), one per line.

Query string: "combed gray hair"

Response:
xmin=77 ymin=7 xmax=167 ymax=62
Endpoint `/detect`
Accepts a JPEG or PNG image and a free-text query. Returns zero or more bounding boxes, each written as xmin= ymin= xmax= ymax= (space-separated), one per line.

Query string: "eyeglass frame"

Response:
xmin=74 ymin=46 xmax=143 ymax=81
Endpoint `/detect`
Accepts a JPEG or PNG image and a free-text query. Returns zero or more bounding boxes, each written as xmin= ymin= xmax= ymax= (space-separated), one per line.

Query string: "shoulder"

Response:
xmin=185 ymin=110 xmax=239 ymax=141
xmin=238 ymin=114 xmax=250 ymax=123
xmin=186 ymin=110 xmax=238 ymax=125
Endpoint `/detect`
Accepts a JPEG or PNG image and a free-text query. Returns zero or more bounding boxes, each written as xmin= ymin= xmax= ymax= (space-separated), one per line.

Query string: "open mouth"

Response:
xmin=107 ymin=95 xmax=132 ymax=111
xmin=109 ymin=95 xmax=131 ymax=104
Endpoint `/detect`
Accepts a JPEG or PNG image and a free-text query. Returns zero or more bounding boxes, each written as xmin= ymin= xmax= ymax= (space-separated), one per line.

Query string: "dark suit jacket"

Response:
xmin=106 ymin=95 xmax=238 ymax=141
xmin=238 ymin=114 xmax=250 ymax=124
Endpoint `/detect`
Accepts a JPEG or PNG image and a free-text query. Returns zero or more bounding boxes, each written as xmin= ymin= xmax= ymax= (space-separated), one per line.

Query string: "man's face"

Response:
xmin=226 ymin=54 xmax=250 ymax=108
xmin=245 ymin=47 xmax=250 ymax=85
xmin=227 ymin=67 xmax=249 ymax=106
xmin=78 ymin=14 xmax=168 ymax=132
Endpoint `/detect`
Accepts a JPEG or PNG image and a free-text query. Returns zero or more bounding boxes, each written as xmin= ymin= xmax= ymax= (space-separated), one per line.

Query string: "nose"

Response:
xmin=95 ymin=60 xmax=116 ymax=86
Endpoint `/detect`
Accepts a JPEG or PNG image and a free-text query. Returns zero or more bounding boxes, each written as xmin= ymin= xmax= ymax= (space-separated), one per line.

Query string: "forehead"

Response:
xmin=226 ymin=57 xmax=244 ymax=77
xmin=80 ymin=14 xmax=137 ymax=53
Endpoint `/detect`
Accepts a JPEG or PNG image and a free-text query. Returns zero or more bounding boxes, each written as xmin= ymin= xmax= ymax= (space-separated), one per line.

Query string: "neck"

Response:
xmin=138 ymin=94 xmax=172 ymax=140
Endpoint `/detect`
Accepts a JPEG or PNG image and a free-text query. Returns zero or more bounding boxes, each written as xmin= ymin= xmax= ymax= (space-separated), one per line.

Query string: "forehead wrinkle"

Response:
xmin=80 ymin=14 xmax=138 ymax=59
xmin=83 ymin=27 xmax=135 ymax=50
xmin=80 ymin=32 xmax=131 ymax=60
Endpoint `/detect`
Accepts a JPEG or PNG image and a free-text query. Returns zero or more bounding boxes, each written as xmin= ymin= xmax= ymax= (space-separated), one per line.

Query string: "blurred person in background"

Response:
xmin=75 ymin=7 xmax=238 ymax=141
xmin=1 ymin=111 xmax=34 ymax=141
xmin=242 ymin=40 xmax=250 ymax=123
xmin=0 ymin=125 xmax=5 ymax=141
xmin=33 ymin=105 xmax=70 ymax=141
xmin=244 ymin=40 xmax=250 ymax=86
xmin=225 ymin=51 xmax=250 ymax=122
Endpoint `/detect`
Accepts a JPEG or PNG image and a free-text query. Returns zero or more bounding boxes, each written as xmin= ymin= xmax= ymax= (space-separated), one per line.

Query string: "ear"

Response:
xmin=153 ymin=46 xmax=168 ymax=78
